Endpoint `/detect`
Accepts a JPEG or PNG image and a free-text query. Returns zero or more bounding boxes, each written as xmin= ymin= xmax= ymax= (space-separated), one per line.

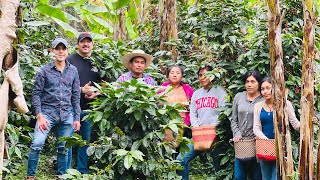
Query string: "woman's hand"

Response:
xmin=232 ymin=137 xmax=241 ymax=142
xmin=255 ymin=136 xmax=268 ymax=140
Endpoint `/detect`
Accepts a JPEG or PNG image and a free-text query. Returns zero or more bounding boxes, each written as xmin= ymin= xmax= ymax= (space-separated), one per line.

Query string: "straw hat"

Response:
xmin=123 ymin=49 xmax=154 ymax=69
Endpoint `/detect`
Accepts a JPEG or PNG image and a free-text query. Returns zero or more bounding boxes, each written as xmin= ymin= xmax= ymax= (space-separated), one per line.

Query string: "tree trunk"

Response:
xmin=300 ymin=0 xmax=316 ymax=179
xmin=266 ymin=0 xmax=294 ymax=179
xmin=0 ymin=0 xmax=19 ymax=69
xmin=159 ymin=0 xmax=178 ymax=62
xmin=0 ymin=0 xmax=21 ymax=176
xmin=113 ymin=9 xmax=126 ymax=41
xmin=136 ymin=0 xmax=148 ymax=24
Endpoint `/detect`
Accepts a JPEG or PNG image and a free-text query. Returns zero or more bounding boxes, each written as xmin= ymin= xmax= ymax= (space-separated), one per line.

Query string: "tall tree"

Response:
xmin=159 ymin=0 xmax=178 ymax=62
xmin=300 ymin=0 xmax=316 ymax=179
xmin=266 ymin=0 xmax=294 ymax=179
xmin=113 ymin=9 xmax=127 ymax=41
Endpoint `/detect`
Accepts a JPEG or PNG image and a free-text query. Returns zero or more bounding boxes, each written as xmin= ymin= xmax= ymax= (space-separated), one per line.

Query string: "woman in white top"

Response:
xmin=253 ymin=77 xmax=300 ymax=180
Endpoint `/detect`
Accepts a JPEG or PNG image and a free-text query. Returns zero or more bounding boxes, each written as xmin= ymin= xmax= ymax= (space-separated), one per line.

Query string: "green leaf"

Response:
xmin=90 ymin=15 xmax=114 ymax=33
xmin=64 ymin=12 xmax=79 ymax=22
xmin=38 ymin=0 xmax=50 ymax=4
xmin=9 ymin=146 xmax=14 ymax=156
xmin=168 ymin=171 xmax=178 ymax=179
xmin=125 ymin=16 xmax=138 ymax=39
xmin=24 ymin=21 xmax=50 ymax=26
xmin=146 ymin=107 xmax=156 ymax=116
xmin=99 ymin=119 xmax=107 ymax=131
xmin=15 ymin=146 xmax=22 ymax=159
xmin=36 ymin=4 xmax=68 ymax=23
xmin=131 ymin=140 xmax=141 ymax=150
xmin=124 ymin=154 xmax=133 ymax=169
xmin=134 ymin=110 xmax=142 ymax=120
xmin=130 ymin=150 xmax=144 ymax=161
xmin=81 ymin=5 xmax=108 ymax=13
xmin=86 ymin=146 xmax=95 ymax=156
xmin=168 ymin=124 xmax=179 ymax=134
xmin=125 ymin=107 xmax=134 ymax=114
xmin=61 ymin=174 xmax=75 ymax=179
xmin=158 ymin=109 xmax=167 ymax=115
xmin=114 ymin=0 xmax=130 ymax=10
xmin=94 ymin=146 xmax=110 ymax=159
xmin=60 ymin=0 xmax=87 ymax=7
xmin=142 ymin=137 xmax=149 ymax=147
xmin=66 ymin=168 xmax=81 ymax=177
xmin=94 ymin=111 xmax=103 ymax=122
xmin=128 ymin=85 xmax=137 ymax=91
xmin=220 ymin=156 xmax=229 ymax=165
xmin=316 ymin=0 xmax=320 ymax=16
xmin=116 ymin=149 xmax=128 ymax=156
xmin=51 ymin=17 xmax=78 ymax=38
xmin=128 ymin=1 xmax=137 ymax=20
xmin=229 ymin=36 xmax=237 ymax=44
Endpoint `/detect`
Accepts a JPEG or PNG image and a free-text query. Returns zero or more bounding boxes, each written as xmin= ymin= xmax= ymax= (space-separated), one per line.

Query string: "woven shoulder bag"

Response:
xmin=256 ymin=138 xmax=276 ymax=161
xmin=192 ymin=125 xmax=216 ymax=151
xmin=234 ymin=138 xmax=256 ymax=161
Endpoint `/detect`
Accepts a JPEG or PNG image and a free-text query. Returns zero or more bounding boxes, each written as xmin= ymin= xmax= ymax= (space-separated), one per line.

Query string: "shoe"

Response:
xmin=25 ymin=176 xmax=37 ymax=180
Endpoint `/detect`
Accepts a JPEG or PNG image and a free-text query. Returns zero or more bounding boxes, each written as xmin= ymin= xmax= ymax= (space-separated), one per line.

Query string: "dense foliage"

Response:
xmin=2 ymin=0 xmax=320 ymax=179
xmin=62 ymin=80 xmax=191 ymax=179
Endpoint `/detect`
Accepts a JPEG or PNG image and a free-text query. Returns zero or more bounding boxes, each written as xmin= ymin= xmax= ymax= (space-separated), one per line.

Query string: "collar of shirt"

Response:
xmin=49 ymin=60 xmax=70 ymax=70
xmin=76 ymin=52 xmax=92 ymax=60
xmin=83 ymin=56 xmax=91 ymax=60
xmin=128 ymin=71 xmax=148 ymax=79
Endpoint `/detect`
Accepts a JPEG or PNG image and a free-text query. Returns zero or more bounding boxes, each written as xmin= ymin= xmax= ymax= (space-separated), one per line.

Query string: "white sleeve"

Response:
xmin=190 ymin=93 xmax=199 ymax=126
xmin=253 ymin=103 xmax=269 ymax=139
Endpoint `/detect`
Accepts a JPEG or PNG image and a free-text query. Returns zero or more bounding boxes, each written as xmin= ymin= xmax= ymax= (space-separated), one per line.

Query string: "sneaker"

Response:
xmin=25 ymin=176 xmax=37 ymax=180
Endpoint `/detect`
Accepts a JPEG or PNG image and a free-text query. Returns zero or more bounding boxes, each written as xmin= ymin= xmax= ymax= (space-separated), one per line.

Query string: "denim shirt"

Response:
xmin=116 ymin=71 xmax=156 ymax=86
xmin=32 ymin=61 xmax=81 ymax=121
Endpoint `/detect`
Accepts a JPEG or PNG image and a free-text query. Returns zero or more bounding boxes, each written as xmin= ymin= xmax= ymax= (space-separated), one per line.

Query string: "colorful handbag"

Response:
xmin=192 ymin=125 xmax=216 ymax=151
xmin=256 ymin=138 xmax=276 ymax=161
xmin=234 ymin=138 xmax=256 ymax=161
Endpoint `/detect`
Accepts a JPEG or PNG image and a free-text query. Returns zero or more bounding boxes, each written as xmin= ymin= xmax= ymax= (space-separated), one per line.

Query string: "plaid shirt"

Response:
xmin=32 ymin=61 xmax=81 ymax=121
xmin=116 ymin=71 xmax=156 ymax=86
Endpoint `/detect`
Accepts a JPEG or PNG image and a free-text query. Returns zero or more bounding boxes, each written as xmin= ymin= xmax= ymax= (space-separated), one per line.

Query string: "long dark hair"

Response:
xmin=260 ymin=77 xmax=272 ymax=91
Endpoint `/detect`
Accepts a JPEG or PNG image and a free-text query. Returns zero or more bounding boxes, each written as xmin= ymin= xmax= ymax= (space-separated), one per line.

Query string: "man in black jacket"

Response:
xmin=67 ymin=32 xmax=103 ymax=174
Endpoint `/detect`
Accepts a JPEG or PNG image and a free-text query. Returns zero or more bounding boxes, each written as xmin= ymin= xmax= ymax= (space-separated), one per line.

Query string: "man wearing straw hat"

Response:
xmin=117 ymin=49 xmax=156 ymax=86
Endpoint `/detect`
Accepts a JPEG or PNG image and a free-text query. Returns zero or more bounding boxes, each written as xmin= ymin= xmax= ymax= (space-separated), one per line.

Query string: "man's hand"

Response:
xmin=82 ymin=82 xmax=94 ymax=95
xmin=37 ymin=114 xmax=50 ymax=133
xmin=73 ymin=121 xmax=81 ymax=132
xmin=84 ymin=91 xmax=100 ymax=100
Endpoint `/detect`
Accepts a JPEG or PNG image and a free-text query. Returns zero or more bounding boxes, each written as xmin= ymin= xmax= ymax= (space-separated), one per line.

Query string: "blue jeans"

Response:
xmin=234 ymin=158 xmax=262 ymax=180
xmin=27 ymin=113 xmax=73 ymax=176
xmin=176 ymin=143 xmax=201 ymax=180
xmin=67 ymin=111 xmax=92 ymax=174
xmin=260 ymin=160 xmax=277 ymax=180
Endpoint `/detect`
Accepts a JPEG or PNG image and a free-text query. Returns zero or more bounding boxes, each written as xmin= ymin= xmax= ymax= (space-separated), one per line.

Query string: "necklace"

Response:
xmin=265 ymin=102 xmax=273 ymax=115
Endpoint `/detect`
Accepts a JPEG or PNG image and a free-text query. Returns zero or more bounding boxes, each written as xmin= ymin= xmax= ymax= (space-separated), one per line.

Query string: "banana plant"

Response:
xmin=30 ymin=0 xmax=145 ymax=41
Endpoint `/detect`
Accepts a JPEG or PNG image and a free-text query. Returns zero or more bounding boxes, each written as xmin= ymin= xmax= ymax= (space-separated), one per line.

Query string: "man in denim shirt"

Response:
xmin=26 ymin=38 xmax=81 ymax=180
